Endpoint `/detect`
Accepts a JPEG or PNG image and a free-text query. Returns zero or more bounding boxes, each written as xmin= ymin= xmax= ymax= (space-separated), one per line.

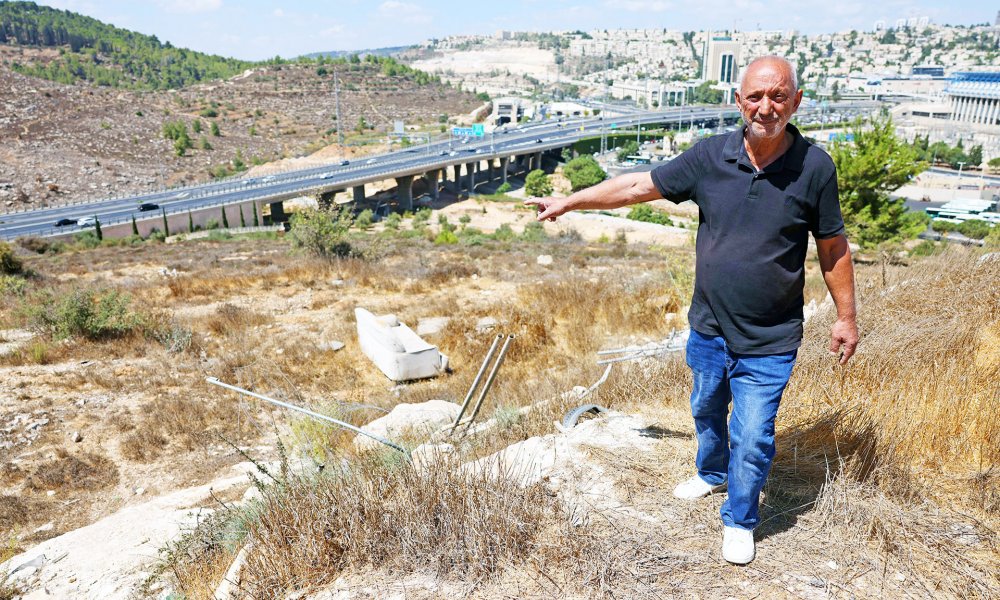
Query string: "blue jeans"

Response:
xmin=684 ymin=329 xmax=797 ymax=530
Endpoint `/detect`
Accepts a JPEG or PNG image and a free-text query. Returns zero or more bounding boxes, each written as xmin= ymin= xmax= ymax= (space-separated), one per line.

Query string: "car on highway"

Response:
xmin=366 ymin=158 xmax=376 ymax=164
xmin=339 ymin=160 xmax=350 ymax=166
xmin=77 ymin=216 xmax=96 ymax=228
xmin=261 ymin=176 xmax=276 ymax=183
xmin=241 ymin=178 xmax=256 ymax=185
xmin=319 ymin=172 xmax=334 ymax=179
xmin=174 ymin=191 xmax=190 ymax=199
xmin=438 ymin=150 xmax=447 ymax=156
xmin=54 ymin=217 xmax=76 ymax=227
xmin=138 ymin=202 xmax=159 ymax=212
xmin=535 ymin=138 xmax=544 ymax=143
xmin=448 ymin=151 xmax=458 ymax=156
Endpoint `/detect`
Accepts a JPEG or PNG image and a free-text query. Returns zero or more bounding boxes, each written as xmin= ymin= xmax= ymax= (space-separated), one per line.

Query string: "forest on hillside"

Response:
xmin=0 ymin=1 xmax=251 ymax=89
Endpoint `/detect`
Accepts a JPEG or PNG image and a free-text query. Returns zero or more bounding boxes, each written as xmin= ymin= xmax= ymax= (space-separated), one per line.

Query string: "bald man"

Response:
xmin=526 ymin=56 xmax=858 ymax=564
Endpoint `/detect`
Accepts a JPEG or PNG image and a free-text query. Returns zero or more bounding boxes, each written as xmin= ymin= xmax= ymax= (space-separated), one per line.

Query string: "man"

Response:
xmin=525 ymin=56 xmax=858 ymax=565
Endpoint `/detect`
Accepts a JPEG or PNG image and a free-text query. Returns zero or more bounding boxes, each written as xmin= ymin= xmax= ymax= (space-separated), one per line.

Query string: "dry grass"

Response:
xmin=233 ymin=455 xmax=554 ymax=598
xmin=5 ymin=228 xmax=997 ymax=598
xmin=24 ymin=448 xmax=119 ymax=491
xmin=780 ymin=248 xmax=999 ymax=506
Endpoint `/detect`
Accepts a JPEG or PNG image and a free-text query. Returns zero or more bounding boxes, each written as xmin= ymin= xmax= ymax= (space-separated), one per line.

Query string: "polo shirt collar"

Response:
xmin=724 ymin=123 xmax=807 ymax=173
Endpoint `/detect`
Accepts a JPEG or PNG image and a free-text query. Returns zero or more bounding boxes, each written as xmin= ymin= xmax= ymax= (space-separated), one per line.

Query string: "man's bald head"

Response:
xmin=735 ymin=55 xmax=803 ymax=142
xmin=740 ymin=56 xmax=798 ymax=94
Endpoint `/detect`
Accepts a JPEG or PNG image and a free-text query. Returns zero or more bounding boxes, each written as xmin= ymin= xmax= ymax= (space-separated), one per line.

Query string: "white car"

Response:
xmin=261 ymin=175 xmax=276 ymax=183
xmin=320 ymin=172 xmax=334 ymax=179
xmin=174 ymin=191 xmax=190 ymax=200
xmin=77 ymin=216 xmax=96 ymax=228
xmin=366 ymin=158 xmax=377 ymax=164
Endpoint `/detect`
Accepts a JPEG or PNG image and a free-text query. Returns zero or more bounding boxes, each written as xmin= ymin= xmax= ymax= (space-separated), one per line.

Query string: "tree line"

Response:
xmin=0 ymin=1 xmax=252 ymax=89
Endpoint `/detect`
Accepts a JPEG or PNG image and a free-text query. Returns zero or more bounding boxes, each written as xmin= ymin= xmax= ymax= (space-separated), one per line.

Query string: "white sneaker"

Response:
xmin=722 ymin=526 xmax=755 ymax=564
xmin=672 ymin=475 xmax=727 ymax=499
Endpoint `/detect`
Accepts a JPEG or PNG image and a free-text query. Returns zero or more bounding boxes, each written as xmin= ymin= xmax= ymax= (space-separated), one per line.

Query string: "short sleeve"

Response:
xmin=650 ymin=142 xmax=704 ymax=204
xmin=813 ymin=170 xmax=845 ymax=239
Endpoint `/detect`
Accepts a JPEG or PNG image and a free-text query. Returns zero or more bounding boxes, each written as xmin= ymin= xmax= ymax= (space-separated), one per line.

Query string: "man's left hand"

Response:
xmin=829 ymin=317 xmax=859 ymax=365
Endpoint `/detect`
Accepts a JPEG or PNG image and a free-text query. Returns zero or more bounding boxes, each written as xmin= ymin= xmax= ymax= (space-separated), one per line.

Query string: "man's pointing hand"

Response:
xmin=524 ymin=197 xmax=569 ymax=222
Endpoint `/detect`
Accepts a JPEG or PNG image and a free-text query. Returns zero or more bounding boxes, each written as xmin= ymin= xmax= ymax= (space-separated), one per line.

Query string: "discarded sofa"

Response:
xmin=355 ymin=307 xmax=449 ymax=382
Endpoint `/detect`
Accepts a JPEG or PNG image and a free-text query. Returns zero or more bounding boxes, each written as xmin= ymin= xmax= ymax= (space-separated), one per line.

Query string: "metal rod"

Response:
xmin=464 ymin=334 xmax=514 ymax=429
xmin=578 ymin=364 xmax=614 ymax=400
xmin=450 ymin=333 xmax=503 ymax=433
xmin=206 ymin=377 xmax=409 ymax=456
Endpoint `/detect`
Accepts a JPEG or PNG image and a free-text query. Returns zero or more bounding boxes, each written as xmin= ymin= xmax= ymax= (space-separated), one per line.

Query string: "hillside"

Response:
xmin=0 ymin=1 xmax=252 ymax=89
xmin=0 ymin=52 xmax=479 ymax=210
xmin=0 ymin=212 xmax=996 ymax=598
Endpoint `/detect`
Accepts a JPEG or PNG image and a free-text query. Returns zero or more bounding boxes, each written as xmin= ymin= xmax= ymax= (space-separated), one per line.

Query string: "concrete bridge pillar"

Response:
xmin=395 ymin=175 xmax=414 ymax=212
xmin=534 ymin=152 xmax=543 ymax=172
xmin=487 ymin=160 xmax=496 ymax=183
xmin=424 ymin=169 xmax=440 ymax=201
xmin=466 ymin=162 xmax=476 ymax=193
xmin=453 ymin=164 xmax=463 ymax=193
xmin=500 ymin=157 xmax=509 ymax=185
xmin=352 ymin=185 xmax=366 ymax=204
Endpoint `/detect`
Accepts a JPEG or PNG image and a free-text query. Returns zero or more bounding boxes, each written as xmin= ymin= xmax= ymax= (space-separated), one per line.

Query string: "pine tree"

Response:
xmin=131 ymin=215 xmax=138 ymax=236
xmin=161 ymin=208 xmax=170 ymax=237
xmin=239 ymin=205 xmax=246 ymax=228
xmin=188 ymin=211 xmax=195 ymax=233
xmin=829 ymin=116 xmax=927 ymax=248
xmin=221 ymin=206 xmax=229 ymax=228
xmin=94 ymin=216 xmax=102 ymax=241
xmin=252 ymin=202 xmax=259 ymax=226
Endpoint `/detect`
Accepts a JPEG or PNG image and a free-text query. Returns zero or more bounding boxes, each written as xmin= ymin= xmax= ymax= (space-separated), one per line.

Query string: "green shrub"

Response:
xmin=355 ymin=209 xmax=374 ymax=231
xmin=562 ymin=155 xmax=606 ymax=191
xmin=73 ymin=231 xmax=101 ymax=249
xmin=413 ymin=208 xmax=432 ymax=225
xmin=434 ymin=229 xmax=459 ymax=245
xmin=496 ymin=182 xmax=512 ymax=194
xmin=492 ymin=223 xmax=516 ymax=241
xmin=525 ymin=169 xmax=552 ymax=197
xmin=627 ymin=204 xmax=673 ymax=226
xmin=23 ymin=287 xmax=146 ymax=340
xmin=289 ymin=208 xmax=354 ymax=258
xmin=0 ymin=274 xmax=27 ymax=297
xmin=957 ymin=219 xmax=991 ymax=240
xmin=909 ymin=240 xmax=942 ymax=257
xmin=520 ymin=221 xmax=547 ymax=242
xmin=458 ymin=214 xmax=472 ymax=225
xmin=0 ymin=241 xmax=22 ymax=274
xmin=384 ymin=212 xmax=402 ymax=230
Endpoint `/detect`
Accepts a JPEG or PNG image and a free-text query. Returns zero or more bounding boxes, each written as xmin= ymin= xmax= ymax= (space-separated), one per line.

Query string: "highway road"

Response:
xmin=0 ymin=101 xmax=874 ymax=241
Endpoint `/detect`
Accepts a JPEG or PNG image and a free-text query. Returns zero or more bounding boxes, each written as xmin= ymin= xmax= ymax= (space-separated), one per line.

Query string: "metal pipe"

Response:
xmin=450 ymin=333 xmax=503 ymax=433
xmin=464 ymin=334 xmax=514 ymax=429
xmin=205 ymin=377 xmax=409 ymax=456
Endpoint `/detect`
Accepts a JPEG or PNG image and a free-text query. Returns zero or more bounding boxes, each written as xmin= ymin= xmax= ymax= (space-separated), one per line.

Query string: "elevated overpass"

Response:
xmin=1 ymin=101 xmax=867 ymax=241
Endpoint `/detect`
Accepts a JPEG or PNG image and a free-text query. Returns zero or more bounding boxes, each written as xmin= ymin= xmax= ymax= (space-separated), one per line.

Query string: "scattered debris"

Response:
xmin=354 ymin=400 xmax=461 ymax=452
xmin=536 ymin=254 xmax=553 ymax=266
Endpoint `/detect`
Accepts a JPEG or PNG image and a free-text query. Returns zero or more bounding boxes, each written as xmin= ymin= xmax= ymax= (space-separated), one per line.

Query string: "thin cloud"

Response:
xmin=273 ymin=8 xmax=285 ymax=17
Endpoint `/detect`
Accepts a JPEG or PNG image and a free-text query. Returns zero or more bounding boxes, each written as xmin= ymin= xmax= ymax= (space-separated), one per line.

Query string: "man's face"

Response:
xmin=735 ymin=60 xmax=802 ymax=142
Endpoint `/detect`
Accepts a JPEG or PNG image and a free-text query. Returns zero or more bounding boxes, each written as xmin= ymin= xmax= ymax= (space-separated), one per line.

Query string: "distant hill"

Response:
xmin=303 ymin=46 xmax=412 ymax=60
xmin=0 ymin=1 xmax=252 ymax=89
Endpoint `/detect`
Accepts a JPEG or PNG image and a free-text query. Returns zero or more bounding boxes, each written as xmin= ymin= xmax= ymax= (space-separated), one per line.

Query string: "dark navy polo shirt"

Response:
xmin=650 ymin=124 xmax=844 ymax=354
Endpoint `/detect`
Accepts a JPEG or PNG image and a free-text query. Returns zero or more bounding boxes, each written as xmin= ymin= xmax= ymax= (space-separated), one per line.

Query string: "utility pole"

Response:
xmin=334 ymin=69 xmax=344 ymax=146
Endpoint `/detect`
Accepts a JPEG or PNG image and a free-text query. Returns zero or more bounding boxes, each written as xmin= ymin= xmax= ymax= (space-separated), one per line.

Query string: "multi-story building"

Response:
xmin=946 ymin=72 xmax=1000 ymax=127
xmin=703 ymin=33 xmax=741 ymax=84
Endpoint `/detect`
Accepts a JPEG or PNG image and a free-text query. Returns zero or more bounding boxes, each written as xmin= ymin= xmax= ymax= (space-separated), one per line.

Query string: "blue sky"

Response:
xmin=37 ymin=1 xmax=997 ymax=61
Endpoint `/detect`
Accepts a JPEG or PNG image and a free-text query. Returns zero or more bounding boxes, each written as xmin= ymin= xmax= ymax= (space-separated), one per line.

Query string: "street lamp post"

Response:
xmin=954 ymin=161 xmax=966 ymax=199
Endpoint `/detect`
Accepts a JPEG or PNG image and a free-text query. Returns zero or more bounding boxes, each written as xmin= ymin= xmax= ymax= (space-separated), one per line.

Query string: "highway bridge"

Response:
xmin=0 ymin=101 xmax=876 ymax=241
